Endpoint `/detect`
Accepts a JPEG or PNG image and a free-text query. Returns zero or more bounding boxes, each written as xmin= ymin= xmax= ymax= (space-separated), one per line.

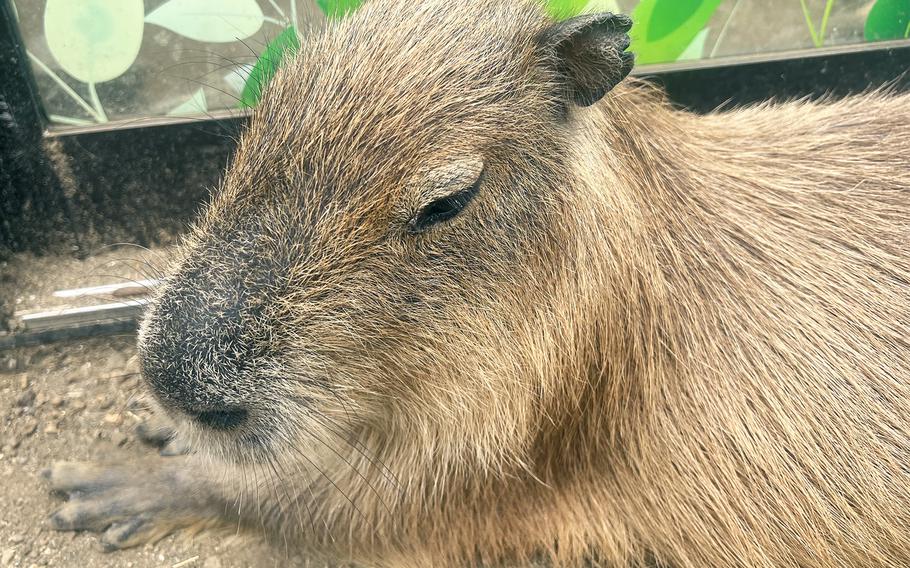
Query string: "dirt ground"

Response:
xmin=0 ymin=249 xmax=303 ymax=568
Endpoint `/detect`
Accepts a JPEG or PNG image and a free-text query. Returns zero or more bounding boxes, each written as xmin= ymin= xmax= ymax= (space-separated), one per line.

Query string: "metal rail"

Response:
xmin=1 ymin=282 xmax=158 ymax=350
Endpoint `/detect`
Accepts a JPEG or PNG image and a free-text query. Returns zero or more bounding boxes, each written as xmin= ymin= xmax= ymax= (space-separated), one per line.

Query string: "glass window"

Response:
xmin=610 ymin=0 xmax=905 ymax=65
xmin=12 ymin=0 xmax=327 ymax=127
xmin=10 ymin=0 xmax=910 ymax=131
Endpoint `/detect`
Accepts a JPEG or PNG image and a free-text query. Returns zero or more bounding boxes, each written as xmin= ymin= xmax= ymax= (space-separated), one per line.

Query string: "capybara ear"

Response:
xmin=536 ymin=12 xmax=635 ymax=107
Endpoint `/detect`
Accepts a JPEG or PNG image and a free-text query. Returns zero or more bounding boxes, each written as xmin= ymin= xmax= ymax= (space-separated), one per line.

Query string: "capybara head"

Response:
xmin=138 ymin=0 xmax=633 ymax=471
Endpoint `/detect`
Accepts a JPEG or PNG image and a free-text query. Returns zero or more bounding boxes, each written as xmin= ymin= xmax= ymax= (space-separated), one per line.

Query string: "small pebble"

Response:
xmin=107 ymin=352 xmax=127 ymax=369
xmin=66 ymin=362 xmax=92 ymax=385
xmin=17 ymin=374 xmax=29 ymax=389
xmin=110 ymin=431 xmax=128 ymax=447
xmin=19 ymin=417 xmax=38 ymax=437
xmin=202 ymin=557 xmax=222 ymax=568
xmin=69 ymin=400 xmax=86 ymax=413
xmin=14 ymin=389 xmax=36 ymax=408
xmin=8 ymin=535 xmax=23 ymax=545
xmin=4 ymin=357 xmax=17 ymax=372
xmin=103 ymin=412 xmax=123 ymax=426
xmin=97 ymin=396 xmax=114 ymax=411
xmin=1 ymin=548 xmax=14 ymax=566
xmin=27 ymin=349 xmax=48 ymax=367
xmin=43 ymin=422 xmax=58 ymax=435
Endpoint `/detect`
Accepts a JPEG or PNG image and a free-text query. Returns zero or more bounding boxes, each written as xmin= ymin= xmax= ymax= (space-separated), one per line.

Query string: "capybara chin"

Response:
xmin=43 ymin=0 xmax=910 ymax=566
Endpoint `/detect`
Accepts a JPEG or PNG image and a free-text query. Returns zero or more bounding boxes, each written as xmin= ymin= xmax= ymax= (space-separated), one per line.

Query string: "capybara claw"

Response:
xmin=100 ymin=517 xmax=154 ymax=551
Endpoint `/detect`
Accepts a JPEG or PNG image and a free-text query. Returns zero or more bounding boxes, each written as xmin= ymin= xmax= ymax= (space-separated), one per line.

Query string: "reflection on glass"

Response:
xmin=10 ymin=0 xmax=909 ymax=130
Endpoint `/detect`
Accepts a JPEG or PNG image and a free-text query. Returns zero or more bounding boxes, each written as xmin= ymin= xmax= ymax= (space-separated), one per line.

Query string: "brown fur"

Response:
xmin=47 ymin=0 xmax=909 ymax=566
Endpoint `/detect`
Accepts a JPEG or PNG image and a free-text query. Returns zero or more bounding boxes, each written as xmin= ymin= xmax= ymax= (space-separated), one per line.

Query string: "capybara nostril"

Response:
xmin=185 ymin=406 xmax=249 ymax=431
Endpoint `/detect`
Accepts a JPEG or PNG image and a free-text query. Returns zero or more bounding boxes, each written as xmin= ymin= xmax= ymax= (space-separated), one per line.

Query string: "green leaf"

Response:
xmin=239 ymin=26 xmax=300 ymax=109
xmin=630 ymin=0 xmax=723 ymax=65
xmin=676 ymin=27 xmax=709 ymax=60
xmin=317 ymin=0 xmax=363 ymax=20
xmin=645 ymin=0 xmax=704 ymax=42
xmin=145 ymin=0 xmax=263 ymax=43
xmin=544 ymin=0 xmax=590 ymax=20
xmin=167 ymin=88 xmax=208 ymax=116
xmin=864 ymin=0 xmax=910 ymax=41
xmin=44 ymin=0 xmax=144 ymax=84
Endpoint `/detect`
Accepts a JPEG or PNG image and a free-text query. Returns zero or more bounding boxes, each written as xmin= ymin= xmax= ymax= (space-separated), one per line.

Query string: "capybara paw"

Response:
xmin=43 ymin=460 xmax=202 ymax=550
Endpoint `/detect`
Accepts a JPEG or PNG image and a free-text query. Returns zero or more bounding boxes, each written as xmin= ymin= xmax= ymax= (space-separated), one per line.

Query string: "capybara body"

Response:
xmin=45 ymin=0 xmax=910 ymax=566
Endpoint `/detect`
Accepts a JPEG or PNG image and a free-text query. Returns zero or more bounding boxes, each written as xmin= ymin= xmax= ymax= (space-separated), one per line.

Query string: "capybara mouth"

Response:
xmin=180 ymin=406 xmax=284 ymax=463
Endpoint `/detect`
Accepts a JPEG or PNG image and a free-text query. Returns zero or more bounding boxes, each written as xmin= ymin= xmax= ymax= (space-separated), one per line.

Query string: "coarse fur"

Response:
xmin=44 ymin=0 xmax=909 ymax=566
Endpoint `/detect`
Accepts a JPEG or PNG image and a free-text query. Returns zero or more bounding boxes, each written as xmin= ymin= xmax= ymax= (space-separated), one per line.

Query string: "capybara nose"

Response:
xmin=139 ymin=260 xmax=271 ymax=431
xmin=184 ymin=406 xmax=249 ymax=430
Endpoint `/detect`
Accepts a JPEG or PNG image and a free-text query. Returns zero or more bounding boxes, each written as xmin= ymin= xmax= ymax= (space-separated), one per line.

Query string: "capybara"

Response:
xmin=45 ymin=0 xmax=910 ymax=566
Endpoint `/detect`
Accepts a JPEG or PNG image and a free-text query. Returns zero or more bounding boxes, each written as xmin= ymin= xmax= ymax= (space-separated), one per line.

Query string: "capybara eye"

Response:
xmin=408 ymin=171 xmax=482 ymax=234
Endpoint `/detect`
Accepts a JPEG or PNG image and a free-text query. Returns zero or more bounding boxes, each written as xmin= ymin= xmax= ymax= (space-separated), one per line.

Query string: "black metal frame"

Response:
xmin=2 ymin=0 xmax=909 ymax=258
xmin=642 ymin=40 xmax=910 ymax=112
